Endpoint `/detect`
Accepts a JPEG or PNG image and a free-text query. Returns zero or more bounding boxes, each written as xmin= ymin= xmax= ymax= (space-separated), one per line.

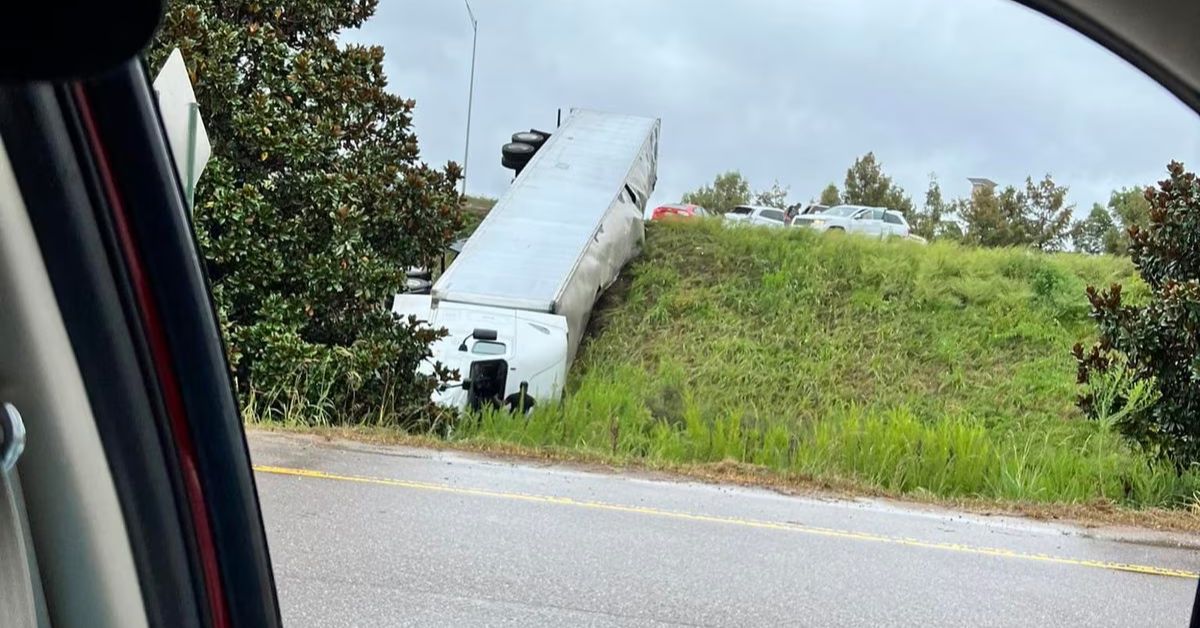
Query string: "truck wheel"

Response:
xmin=501 ymin=142 xmax=535 ymax=171
xmin=512 ymin=131 xmax=548 ymax=149
xmin=501 ymin=155 xmax=521 ymax=170
xmin=502 ymin=141 xmax=535 ymax=160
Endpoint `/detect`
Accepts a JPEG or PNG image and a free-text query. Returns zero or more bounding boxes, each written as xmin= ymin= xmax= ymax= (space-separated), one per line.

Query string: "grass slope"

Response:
xmin=456 ymin=220 xmax=1200 ymax=508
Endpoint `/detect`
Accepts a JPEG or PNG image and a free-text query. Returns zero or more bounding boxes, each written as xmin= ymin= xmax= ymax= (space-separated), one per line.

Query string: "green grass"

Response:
xmin=452 ymin=220 xmax=1200 ymax=508
xmin=459 ymin=195 xmax=497 ymax=238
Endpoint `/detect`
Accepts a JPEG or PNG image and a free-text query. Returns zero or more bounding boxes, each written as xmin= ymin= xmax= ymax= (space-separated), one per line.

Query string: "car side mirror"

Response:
xmin=461 ymin=380 xmax=472 ymax=392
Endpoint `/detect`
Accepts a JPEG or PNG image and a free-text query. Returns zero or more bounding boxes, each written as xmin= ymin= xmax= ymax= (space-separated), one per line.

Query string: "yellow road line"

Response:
xmin=253 ymin=464 xmax=1199 ymax=580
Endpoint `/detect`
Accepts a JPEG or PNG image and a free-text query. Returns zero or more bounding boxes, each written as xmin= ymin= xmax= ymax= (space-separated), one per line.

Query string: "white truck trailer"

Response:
xmin=393 ymin=109 xmax=659 ymax=411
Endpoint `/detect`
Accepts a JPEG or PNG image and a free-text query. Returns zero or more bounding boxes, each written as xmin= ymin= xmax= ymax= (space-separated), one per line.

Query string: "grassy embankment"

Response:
xmin=449 ymin=220 xmax=1200 ymax=509
xmin=460 ymin=195 xmax=496 ymax=236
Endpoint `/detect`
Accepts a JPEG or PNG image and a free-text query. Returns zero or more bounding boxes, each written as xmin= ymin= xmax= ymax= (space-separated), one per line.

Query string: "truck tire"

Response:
xmin=501 ymin=154 xmax=526 ymax=171
xmin=502 ymin=141 xmax=535 ymax=160
xmin=512 ymin=131 xmax=548 ymax=149
xmin=501 ymin=141 xmax=535 ymax=171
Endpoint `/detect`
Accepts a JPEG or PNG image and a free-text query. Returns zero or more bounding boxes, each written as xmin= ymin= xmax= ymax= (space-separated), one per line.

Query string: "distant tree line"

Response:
xmin=682 ymin=152 xmax=1153 ymax=254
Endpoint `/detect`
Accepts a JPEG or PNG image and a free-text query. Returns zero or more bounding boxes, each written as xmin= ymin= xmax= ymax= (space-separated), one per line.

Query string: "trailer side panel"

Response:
xmin=433 ymin=110 xmax=659 ymax=347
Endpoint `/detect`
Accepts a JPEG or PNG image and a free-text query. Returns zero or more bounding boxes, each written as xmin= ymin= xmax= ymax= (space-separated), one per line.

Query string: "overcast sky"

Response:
xmin=345 ymin=0 xmax=1200 ymax=216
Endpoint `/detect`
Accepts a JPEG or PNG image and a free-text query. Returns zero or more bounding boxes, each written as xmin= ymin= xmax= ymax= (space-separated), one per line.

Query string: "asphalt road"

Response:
xmin=249 ymin=432 xmax=1200 ymax=627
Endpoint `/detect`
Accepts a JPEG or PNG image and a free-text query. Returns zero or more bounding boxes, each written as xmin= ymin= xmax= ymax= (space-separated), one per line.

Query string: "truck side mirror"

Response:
xmin=458 ymin=327 xmax=499 ymax=351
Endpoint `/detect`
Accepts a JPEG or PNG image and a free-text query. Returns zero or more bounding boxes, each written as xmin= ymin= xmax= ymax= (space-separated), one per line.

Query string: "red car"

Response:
xmin=650 ymin=203 xmax=710 ymax=220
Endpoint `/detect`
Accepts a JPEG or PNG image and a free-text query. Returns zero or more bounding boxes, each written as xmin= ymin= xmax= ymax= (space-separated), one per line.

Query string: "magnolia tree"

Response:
xmin=149 ymin=0 xmax=463 ymax=425
xmin=1075 ymin=162 xmax=1200 ymax=466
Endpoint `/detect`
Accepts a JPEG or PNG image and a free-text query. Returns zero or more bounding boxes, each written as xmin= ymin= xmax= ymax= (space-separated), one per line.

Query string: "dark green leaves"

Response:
xmin=150 ymin=0 xmax=462 ymax=425
xmin=1077 ymin=162 xmax=1200 ymax=466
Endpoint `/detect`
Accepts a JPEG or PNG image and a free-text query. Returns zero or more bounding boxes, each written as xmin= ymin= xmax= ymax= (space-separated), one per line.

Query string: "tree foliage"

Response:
xmin=1023 ymin=175 xmax=1074 ymax=251
xmin=842 ymin=152 xmax=914 ymax=217
xmin=959 ymin=184 xmax=1025 ymax=247
xmin=1070 ymin=203 xmax=1121 ymax=255
xmin=682 ymin=171 xmax=751 ymax=213
xmin=1108 ymin=186 xmax=1152 ymax=254
xmin=753 ymin=180 xmax=790 ymax=209
xmin=960 ymin=175 xmax=1072 ymax=250
xmin=910 ymin=174 xmax=947 ymax=240
xmin=1075 ymin=162 xmax=1200 ymax=466
xmin=818 ymin=183 xmax=841 ymax=206
xmin=149 ymin=0 xmax=462 ymax=425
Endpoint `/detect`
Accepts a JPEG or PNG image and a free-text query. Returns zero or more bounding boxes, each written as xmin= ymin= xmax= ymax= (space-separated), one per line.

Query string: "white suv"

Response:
xmin=790 ymin=204 xmax=910 ymax=237
xmin=723 ymin=205 xmax=787 ymax=228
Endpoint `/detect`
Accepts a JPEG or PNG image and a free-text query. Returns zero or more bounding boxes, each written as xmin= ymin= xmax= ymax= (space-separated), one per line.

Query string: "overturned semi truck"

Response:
xmin=393 ymin=109 xmax=660 ymax=411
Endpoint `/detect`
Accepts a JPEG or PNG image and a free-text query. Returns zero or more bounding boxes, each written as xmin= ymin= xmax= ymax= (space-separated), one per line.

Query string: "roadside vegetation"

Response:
xmin=164 ymin=1 xmax=1198 ymax=513
xmin=150 ymin=1 xmax=463 ymax=426
xmin=448 ymin=221 xmax=1200 ymax=508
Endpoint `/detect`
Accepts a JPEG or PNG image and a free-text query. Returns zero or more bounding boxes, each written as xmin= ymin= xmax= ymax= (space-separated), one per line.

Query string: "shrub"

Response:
xmin=1075 ymin=162 xmax=1200 ymax=465
xmin=150 ymin=2 xmax=462 ymax=425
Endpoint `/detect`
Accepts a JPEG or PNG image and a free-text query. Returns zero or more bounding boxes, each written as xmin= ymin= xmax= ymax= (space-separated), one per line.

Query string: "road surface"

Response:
xmin=249 ymin=431 xmax=1200 ymax=627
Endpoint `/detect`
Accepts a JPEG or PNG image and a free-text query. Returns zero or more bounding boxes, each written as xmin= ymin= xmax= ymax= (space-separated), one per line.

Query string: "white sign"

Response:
xmin=153 ymin=48 xmax=211 ymax=209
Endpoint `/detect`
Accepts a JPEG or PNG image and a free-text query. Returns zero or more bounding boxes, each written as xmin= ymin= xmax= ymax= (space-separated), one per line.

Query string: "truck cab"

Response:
xmin=393 ymin=295 xmax=569 ymax=411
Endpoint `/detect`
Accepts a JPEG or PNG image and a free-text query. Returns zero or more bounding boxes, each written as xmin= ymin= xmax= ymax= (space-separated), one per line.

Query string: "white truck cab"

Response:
xmin=393 ymin=295 xmax=568 ymax=411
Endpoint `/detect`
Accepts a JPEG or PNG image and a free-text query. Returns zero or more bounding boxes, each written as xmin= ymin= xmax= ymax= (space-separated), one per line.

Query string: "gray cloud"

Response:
xmin=346 ymin=0 xmax=1200 ymax=215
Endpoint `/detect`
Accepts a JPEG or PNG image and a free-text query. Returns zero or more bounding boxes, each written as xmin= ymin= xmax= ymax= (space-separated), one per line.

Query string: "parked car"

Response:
xmin=650 ymin=203 xmax=709 ymax=220
xmin=723 ymin=205 xmax=787 ymax=228
xmin=785 ymin=203 xmax=829 ymax=223
xmin=790 ymin=204 xmax=910 ymax=237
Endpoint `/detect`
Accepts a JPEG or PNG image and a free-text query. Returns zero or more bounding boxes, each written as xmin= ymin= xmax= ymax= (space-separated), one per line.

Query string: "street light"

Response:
xmin=462 ymin=0 xmax=478 ymax=197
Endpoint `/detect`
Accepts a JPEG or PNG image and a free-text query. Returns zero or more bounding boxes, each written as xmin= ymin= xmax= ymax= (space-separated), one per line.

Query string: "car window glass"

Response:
xmin=730 ymin=206 xmax=752 ymax=215
xmin=883 ymin=213 xmax=903 ymax=225
xmin=762 ymin=209 xmax=784 ymax=222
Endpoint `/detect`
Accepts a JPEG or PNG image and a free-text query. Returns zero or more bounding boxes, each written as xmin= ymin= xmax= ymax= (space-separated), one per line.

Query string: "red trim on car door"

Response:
xmin=71 ymin=82 xmax=230 ymax=628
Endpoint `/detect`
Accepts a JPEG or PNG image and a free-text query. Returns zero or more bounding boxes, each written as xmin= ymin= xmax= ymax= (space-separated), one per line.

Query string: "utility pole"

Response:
xmin=462 ymin=0 xmax=478 ymax=197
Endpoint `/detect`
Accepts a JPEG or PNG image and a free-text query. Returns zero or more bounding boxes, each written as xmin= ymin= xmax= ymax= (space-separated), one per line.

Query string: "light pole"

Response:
xmin=462 ymin=0 xmax=478 ymax=197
